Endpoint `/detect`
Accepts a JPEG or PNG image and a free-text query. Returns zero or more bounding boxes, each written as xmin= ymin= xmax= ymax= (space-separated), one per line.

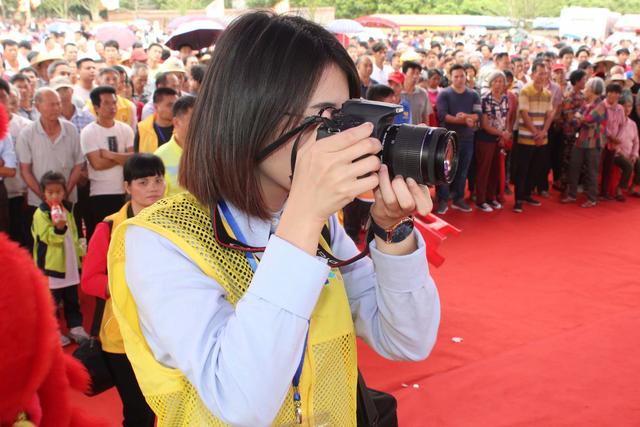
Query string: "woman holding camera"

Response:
xmin=108 ymin=12 xmax=440 ymax=426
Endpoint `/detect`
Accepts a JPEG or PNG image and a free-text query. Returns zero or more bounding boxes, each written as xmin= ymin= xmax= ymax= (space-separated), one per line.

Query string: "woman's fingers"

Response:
xmin=407 ymin=178 xmax=432 ymax=216
xmin=321 ymin=122 xmax=374 ymax=153
xmin=377 ymin=164 xmax=398 ymax=207
xmin=335 ymin=137 xmax=382 ymax=163
xmin=391 ymin=175 xmax=416 ymax=211
xmin=348 ymin=153 xmax=381 ymax=178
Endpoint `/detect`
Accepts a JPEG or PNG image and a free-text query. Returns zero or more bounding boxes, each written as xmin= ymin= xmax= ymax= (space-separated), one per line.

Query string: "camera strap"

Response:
xmin=255 ymin=115 xmax=325 ymax=163
xmin=211 ymin=202 xmax=370 ymax=268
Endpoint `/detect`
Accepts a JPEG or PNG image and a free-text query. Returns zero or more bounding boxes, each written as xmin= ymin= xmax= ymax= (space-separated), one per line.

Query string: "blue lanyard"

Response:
xmin=217 ymin=200 xmax=308 ymax=424
xmin=218 ymin=200 xmax=258 ymax=271
xmin=153 ymin=122 xmax=170 ymax=144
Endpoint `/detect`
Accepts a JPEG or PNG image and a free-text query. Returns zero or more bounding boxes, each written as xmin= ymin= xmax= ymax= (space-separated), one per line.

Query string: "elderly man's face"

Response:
xmin=35 ymin=90 xmax=62 ymax=121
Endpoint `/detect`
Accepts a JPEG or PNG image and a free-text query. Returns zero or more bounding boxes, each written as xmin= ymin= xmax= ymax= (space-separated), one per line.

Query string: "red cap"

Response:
xmin=388 ymin=71 xmax=405 ymax=85
xmin=131 ymin=50 xmax=148 ymax=62
xmin=552 ymin=63 xmax=565 ymax=72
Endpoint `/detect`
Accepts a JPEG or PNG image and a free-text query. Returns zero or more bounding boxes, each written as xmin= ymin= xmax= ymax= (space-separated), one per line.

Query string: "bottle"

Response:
xmin=50 ymin=203 xmax=65 ymax=224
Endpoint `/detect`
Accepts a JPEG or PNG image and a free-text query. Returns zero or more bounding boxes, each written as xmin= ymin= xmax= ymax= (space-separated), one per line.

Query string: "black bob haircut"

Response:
xmin=123 ymin=154 xmax=165 ymax=183
xmin=39 ymin=170 xmax=66 ymax=191
xmin=366 ymin=84 xmax=395 ymax=102
xmin=180 ymin=11 xmax=360 ymax=220
xmin=89 ymin=85 xmax=116 ymax=108
xmin=153 ymin=87 xmax=178 ymax=104
xmin=172 ymin=95 xmax=196 ymax=117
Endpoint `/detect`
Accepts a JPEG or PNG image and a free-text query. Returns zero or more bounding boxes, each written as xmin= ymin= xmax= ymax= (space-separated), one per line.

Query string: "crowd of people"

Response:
xmin=0 ymin=26 xmax=203 ymax=425
xmin=0 ymin=14 xmax=639 ymax=426
xmin=349 ymin=32 xmax=640 ymax=220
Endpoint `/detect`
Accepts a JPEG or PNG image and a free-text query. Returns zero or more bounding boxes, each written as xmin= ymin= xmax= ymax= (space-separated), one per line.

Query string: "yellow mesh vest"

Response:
xmin=108 ymin=193 xmax=357 ymax=426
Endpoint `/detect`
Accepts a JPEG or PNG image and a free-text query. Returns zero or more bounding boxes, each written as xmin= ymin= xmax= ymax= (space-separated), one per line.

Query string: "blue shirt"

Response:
xmin=0 ymin=134 xmax=16 ymax=181
xmin=69 ymin=106 xmax=95 ymax=134
xmin=436 ymin=86 xmax=482 ymax=143
xmin=393 ymin=95 xmax=412 ymax=125
xmin=124 ymin=201 xmax=440 ymax=425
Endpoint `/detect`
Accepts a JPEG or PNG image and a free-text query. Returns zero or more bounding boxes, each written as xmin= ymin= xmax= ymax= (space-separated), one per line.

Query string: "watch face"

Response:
xmin=390 ymin=220 xmax=414 ymax=243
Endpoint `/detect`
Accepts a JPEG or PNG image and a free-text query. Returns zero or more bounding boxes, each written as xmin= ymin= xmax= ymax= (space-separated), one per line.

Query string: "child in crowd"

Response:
xmin=614 ymin=98 xmax=640 ymax=199
xmin=32 ymin=171 xmax=89 ymax=347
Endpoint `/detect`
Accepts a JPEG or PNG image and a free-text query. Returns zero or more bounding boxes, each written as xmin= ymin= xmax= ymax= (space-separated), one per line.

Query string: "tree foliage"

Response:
xmin=290 ymin=0 xmax=640 ymax=19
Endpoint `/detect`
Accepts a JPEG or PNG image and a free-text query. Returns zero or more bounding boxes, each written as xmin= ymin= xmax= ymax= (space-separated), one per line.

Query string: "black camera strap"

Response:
xmin=256 ymin=115 xmax=325 ymax=163
xmin=211 ymin=204 xmax=370 ymax=268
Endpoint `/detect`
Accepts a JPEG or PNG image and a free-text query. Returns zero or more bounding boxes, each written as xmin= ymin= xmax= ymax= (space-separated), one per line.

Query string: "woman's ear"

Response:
xmin=124 ymin=181 xmax=131 ymax=196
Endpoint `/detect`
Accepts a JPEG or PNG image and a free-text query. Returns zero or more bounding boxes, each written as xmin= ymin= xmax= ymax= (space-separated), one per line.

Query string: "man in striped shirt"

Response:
xmin=513 ymin=60 xmax=554 ymax=213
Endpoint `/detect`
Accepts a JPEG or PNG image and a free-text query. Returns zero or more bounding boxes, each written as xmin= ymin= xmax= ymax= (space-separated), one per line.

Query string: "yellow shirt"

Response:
xmin=154 ymin=136 xmax=184 ymax=197
xmin=86 ymin=95 xmax=136 ymax=130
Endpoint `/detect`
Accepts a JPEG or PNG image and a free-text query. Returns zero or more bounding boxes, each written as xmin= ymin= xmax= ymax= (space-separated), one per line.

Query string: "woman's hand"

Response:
xmin=370 ymin=164 xmax=432 ymax=230
xmin=369 ymin=164 xmax=432 ymax=255
xmin=277 ymin=123 xmax=382 ymax=255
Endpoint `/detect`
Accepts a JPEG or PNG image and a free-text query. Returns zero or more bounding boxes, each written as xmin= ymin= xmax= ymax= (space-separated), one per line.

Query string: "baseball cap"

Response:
xmin=387 ymin=71 xmax=405 ymax=85
xmin=552 ymin=63 xmax=565 ymax=72
xmin=50 ymin=76 xmax=74 ymax=91
xmin=160 ymin=57 xmax=186 ymax=74
xmin=131 ymin=50 xmax=148 ymax=62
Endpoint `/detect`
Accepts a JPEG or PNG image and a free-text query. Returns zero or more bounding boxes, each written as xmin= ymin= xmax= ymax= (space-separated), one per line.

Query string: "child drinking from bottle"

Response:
xmin=32 ymin=171 xmax=89 ymax=347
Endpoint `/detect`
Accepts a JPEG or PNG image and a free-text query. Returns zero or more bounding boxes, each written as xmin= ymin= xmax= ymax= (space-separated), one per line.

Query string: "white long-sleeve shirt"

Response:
xmin=124 ymin=202 xmax=440 ymax=426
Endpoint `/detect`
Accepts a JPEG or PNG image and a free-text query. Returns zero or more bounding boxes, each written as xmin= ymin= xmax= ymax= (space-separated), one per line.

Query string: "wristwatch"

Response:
xmin=369 ymin=216 xmax=415 ymax=244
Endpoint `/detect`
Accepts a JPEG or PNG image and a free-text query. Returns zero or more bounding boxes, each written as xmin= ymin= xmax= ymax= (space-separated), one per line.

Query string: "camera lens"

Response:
xmin=380 ymin=125 xmax=458 ymax=186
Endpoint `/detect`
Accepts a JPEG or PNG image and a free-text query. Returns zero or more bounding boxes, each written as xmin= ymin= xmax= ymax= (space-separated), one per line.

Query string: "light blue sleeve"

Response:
xmin=124 ymin=225 xmax=331 ymax=427
xmin=328 ymin=215 xmax=440 ymax=361
xmin=0 ymin=136 xmax=17 ymax=169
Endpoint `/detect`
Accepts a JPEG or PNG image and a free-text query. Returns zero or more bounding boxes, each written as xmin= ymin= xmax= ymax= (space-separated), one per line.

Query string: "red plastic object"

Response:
xmin=415 ymin=213 xmax=461 ymax=267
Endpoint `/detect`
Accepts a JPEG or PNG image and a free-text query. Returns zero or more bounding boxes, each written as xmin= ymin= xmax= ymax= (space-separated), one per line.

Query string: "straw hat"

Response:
xmin=30 ymin=51 xmax=64 ymax=66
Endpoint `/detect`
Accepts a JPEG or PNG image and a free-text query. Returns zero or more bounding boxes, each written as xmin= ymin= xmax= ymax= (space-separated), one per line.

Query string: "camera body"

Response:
xmin=316 ymin=99 xmax=403 ymax=141
xmin=317 ymin=99 xmax=458 ymax=186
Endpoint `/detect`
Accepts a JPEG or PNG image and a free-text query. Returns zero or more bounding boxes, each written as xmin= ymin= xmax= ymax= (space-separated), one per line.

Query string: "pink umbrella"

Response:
xmin=168 ymin=15 xmax=217 ymax=30
xmin=95 ymin=23 xmax=137 ymax=49
xmin=355 ymin=15 xmax=400 ymax=30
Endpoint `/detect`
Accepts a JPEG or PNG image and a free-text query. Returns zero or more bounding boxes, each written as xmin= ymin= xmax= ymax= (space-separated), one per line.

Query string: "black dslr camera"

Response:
xmin=317 ymin=99 xmax=458 ymax=186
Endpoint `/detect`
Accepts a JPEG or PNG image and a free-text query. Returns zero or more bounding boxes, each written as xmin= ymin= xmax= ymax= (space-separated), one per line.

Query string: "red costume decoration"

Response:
xmin=0 ymin=234 xmax=107 ymax=427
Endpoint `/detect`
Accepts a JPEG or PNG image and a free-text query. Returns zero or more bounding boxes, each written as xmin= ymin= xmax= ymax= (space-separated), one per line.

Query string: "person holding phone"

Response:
xmin=80 ymin=85 xmax=134 ymax=240
xmin=108 ymin=12 xmax=440 ymax=426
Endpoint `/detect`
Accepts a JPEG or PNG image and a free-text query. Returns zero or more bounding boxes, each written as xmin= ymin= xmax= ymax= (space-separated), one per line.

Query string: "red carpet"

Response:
xmin=68 ymin=195 xmax=640 ymax=426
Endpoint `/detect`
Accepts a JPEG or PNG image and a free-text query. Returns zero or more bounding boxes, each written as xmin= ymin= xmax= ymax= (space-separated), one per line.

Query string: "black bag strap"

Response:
xmin=89 ymin=220 xmax=114 ymax=338
xmin=90 ymin=298 xmax=106 ymax=337
xmin=357 ymin=369 xmax=380 ymax=427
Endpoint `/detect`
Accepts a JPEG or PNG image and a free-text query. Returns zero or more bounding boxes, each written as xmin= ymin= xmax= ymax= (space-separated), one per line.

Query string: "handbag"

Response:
xmin=72 ymin=298 xmax=114 ymax=396
xmin=356 ymin=369 xmax=398 ymax=427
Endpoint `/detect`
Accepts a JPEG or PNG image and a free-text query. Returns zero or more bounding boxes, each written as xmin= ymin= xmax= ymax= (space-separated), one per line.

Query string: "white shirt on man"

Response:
xmin=15 ymin=118 xmax=83 ymax=206
xmin=80 ymin=120 xmax=134 ymax=196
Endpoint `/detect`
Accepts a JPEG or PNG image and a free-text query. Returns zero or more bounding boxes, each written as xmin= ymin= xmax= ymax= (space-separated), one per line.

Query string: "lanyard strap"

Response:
xmin=212 ymin=203 xmax=369 ymax=268
xmin=218 ymin=200 xmax=258 ymax=271
xmin=216 ymin=200 xmax=308 ymax=423
xmin=153 ymin=122 xmax=170 ymax=144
